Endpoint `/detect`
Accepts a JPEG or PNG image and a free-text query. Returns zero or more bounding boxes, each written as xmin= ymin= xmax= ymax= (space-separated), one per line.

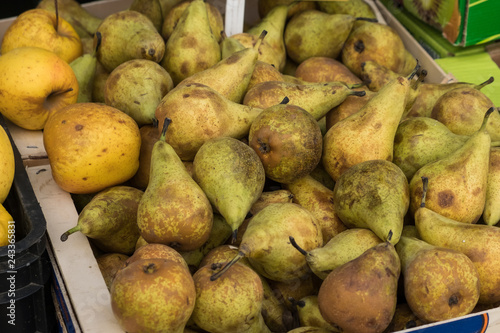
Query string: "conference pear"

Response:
xmin=60 ymin=186 xmax=143 ymax=255
xmin=289 ymin=228 xmax=382 ymax=280
xmin=431 ymin=78 xmax=499 ymax=141
xmin=220 ymin=31 xmax=247 ymax=59
xmin=284 ymin=175 xmax=347 ymax=243
xmin=210 ymin=203 xmax=323 ymax=283
xmin=161 ymin=0 xmax=221 ymax=85
xmin=409 ymin=107 xmax=494 ymax=223
xmin=484 ymin=147 xmax=500 ymax=226
xmin=244 ymin=80 xmax=366 ymax=121
xmin=317 ymin=241 xmax=400 ymax=333
xmin=415 ymin=176 xmax=500 ymax=305
xmin=322 ymin=69 xmax=417 ymax=181
xmin=290 ymin=295 xmax=342 ymax=332
xmin=333 ymin=159 xmax=410 ymax=244
xmin=96 ymin=10 xmax=164 ymax=72
xmin=393 ymin=116 xmax=470 ymax=181
xmin=136 ymin=118 xmax=214 ymax=251
xmin=248 ymin=102 xmax=323 ymax=184
xmin=129 ymin=0 xmax=163 ymax=32
xmin=155 ymin=83 xmax=263 ymax=160
xmin=250 ymin=189 xmax=294 ymax=216
xmin=396 ymin=235 xmax=480 ymax=322
xmin=192 ymin=136 xmax=266 ymax=241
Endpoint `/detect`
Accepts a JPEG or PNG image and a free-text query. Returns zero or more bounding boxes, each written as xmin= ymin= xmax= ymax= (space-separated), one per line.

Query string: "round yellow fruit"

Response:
xmin=0 ymin=47 xmax=79 ymax=130
xmin=1 ymin=8 xmax=82 ymax=63
xmin=43 ymin=103 xmax=141 ymax=194
xmin=0 ymin=125 xmax=15 ymax=204
xmin=0 ymin=203 xmax=13 ymax=247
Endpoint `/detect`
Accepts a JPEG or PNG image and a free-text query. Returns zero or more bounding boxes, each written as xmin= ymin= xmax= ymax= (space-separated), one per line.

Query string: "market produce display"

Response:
xmin=0 ymin=0 xmax=499 ymax=332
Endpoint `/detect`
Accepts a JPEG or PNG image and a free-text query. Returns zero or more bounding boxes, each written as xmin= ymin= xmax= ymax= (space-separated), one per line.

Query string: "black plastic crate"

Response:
xmin=0 ymin=115 xmax=56 ymax=333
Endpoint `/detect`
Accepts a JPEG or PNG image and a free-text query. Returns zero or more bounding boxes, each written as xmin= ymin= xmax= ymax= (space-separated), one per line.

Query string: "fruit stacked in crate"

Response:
xmin=0 ymin=0 xmax=499 ymax=332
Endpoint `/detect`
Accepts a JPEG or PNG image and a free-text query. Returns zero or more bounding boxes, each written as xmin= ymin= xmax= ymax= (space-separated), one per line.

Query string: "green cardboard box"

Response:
xmin=396 ymin=0 xmax=500 ymax=47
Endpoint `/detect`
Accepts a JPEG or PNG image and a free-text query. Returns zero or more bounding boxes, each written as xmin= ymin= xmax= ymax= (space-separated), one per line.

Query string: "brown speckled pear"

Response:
xmin=136 ymin=118 xmax=213 ymax=252
xmin=415 ymin=176 xmax=500 ymax=305
xmin=317 ymin=241 xmax=400 ymax=333
xmin=396 ymin=234 xmax=480 ymax=322
xmin=409 ymin=108 xmax=494 ymax=224
xmin=161 ymin=0 xmax=221 ymax=85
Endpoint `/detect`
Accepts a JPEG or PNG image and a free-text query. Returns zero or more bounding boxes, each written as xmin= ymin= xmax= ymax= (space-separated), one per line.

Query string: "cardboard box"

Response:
xmin=2 ymin=0 xmax=498 ymax=332
xmin=392 ymin=0 xmax=500 ymax=47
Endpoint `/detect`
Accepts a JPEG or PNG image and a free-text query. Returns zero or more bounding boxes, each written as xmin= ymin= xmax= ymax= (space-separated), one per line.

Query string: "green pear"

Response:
xmin=393 ymin=116 xmax=470 ymax=181
xmin=161 ymin=0 xmax=221 ymax=85
xmin=484 ymin=147 xmax=500 ymax=226
xmin=37 ymin=0 xmax=102 ymax=38
xmin=359 ymin=60 xmax=401 ymax=92
xmin=396 ymin=235 xmax=480 ymax=322
xmin=96 ymin=10 xmax=165 ymax=72
xmin=154 ymin=83 xmax=263 ymax=161
xmin=318 ymin=0 xmax=376 ymax=21
xmin=258 ymin=0 xmax=317 ymax=19
xmin=341 ymin=21 xmax=416 ymax=77
xmin=210 ymin=203 xmax=323 ymax=283
xmin=409 ymin=108 xmax=494 ymax=224
xmin=69 ymin=31 xmax=101 ymax=103
xmin=290 ymin=295 xmax=342 ymax=332
xmin=284 ymin=11 xmax=374 ymax=64
xmin=431 ymin=78 xmax=499 ymax=141
xmin=104 ymin=59 xmax=174 ymax=126
xmin=289 ymin=228 xmax=382 ymax=280
xmin=111 ymin=258 xmax=195 ymax=333
xmin=220 ymin=31 xmax=247 ymax=59
xmin=192 ymin=262 xmax=271 ymax=333
xmin=248 ymin=102 xmax=323 ymax=185
xmin=284 ymin=175 xmax=347 ymax=243
xmin=404 ymin=76 xmax=494 ymax=118
xmin=243 ymin=80 xmax=366 ymax=121
xmin=415 ymin=176 xmax=500 ymax=305
xmin=192 ymin=136 xmax=266 ymax=241
xmin=317 ymin=242 xmax=400 ymax=333
xmin=60 ymin=186 xmax=143 ymax=255
xmin=177 ymin=30 xmax=267 ymax=103
xmin=136 ymin=118 xmax=214 ymax=251
xmin=246 ymin=4 xmax=288 ymax=72
xmin=322 ymin=69 xmax=417 ymax=181
xmin=130 ymin=0 xmax=163 ymax=32
xmin=333 ymin=159 xmax=410 ymax=244
xmin=161 ymin=0 xmax=224 ymax=42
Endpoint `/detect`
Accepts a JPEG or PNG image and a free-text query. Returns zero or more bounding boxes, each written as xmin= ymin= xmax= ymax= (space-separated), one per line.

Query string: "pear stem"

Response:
xmin=60 ymin=225 xmax=81 ymax=242
xmin=289 ymin=236 xmax=308 ymax=256
xmin=94 ymin=31 xmax=102 ymax=55
xmin=254 ymin=30 xmax=267 ymax=52
xmin=230 ymin=229 xmax=238 ymax=244
xmin=480 ymin=107 xmax=495 ymax=131
xmin=408 ymin=61 xmax=420 ymax=80
xmin=143 ymin=262 xmax=158 ymax=274
xmin=349 ymin=82 xmax=366 ymax=89
xmin=355 ymin=17 xmax=378 ymax=23
xmin=280 ymin=96 xmax=290 ymax=105
xmin=477 ymin=76 xmax=494 ymax=90
xmin=54 ymin=0 xmax=59 ymax=33
xmin=160 ymin=117 xmax=172 ymax=142
xmin=210 ymin=251 xmax=245 ymax=281
xmin=350 ymin=90 xmax=367 ymax=97
xmin=420 ymin=176 xmax=429 ymax=208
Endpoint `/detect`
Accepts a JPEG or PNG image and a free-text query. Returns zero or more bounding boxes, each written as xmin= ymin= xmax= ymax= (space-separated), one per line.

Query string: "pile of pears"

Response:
xmin=28 ymin=0 xmax=500 ymax=332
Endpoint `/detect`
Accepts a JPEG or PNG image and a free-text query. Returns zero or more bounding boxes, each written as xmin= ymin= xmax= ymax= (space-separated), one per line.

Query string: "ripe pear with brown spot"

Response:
xmin=415 ymin=176 xmax=500 ymax=305
xmin=396 ymin=235 xmax=480 ymax=322
xmin=409 ymin=108 xmax=494 ymax=224
xmin=317 ymin=241 xmax=400 ymax=333
xmin=136 ymin=118 xmax=213 ymax=251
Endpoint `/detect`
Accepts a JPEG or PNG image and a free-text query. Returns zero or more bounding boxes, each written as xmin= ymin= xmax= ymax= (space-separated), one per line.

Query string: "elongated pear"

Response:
xmin=210 ymin=203 xmax=323 ymax=283
xmin=484 ymin=147 xmax=500 ymax=226
xmin=317 ymin=241 xmax=400 ymax=333
xmin=177 ymin=30 xmax=267 ymax=103
xmin=333 ymin=159 xmax=410 ymax=244
xmin=322 ymin=70 xmax=417 ymax=181
xmin=193 ymin=137 xmax=266 ymax=241
xmin=409 ymin=108 xmax=493 ymax=223
xmin=291 ymin=295 xmax=341 ymax=332
xmin=70 ymin=31 xmax=101 ymax=103
xmin=396 ymin=235 xmax=480 ymax=322
xmin=289 ymin=228 xmax=382 ymax=279
xmin=244 ymin=80 xmax=366 ymax=121
xmin=155 ymin=83 xmax=263 ymax=160
xmin=284 ymin=175 xmax=347 ymax=243
xmin=415 ymin=176 xmax=500 ymax=305
xmin=161 ymin=0 xmax=221 ymax=85
xmin=393 ymin=116 xmax=470 ymax=180
xmin=246 ymin=4 xmax=288 ymax=71
xmin=137 ymin=118 xmax=213 ymax=251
